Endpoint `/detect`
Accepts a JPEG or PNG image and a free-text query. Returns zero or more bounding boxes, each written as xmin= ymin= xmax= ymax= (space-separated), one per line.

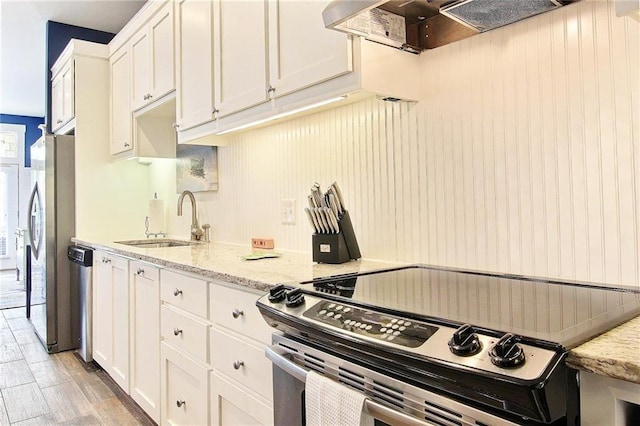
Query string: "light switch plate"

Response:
xmin=281 ymin=199 xmax=296 ymax=224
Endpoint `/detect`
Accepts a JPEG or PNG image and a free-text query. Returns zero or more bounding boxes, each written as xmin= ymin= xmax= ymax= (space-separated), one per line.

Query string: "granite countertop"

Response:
xmin=74 ymin=235 xmax=640 ymax=385
xmin=72 ymin=236 xmax=405 ymax=292
xmin=567 ymin=315 xmax=640 ymax=385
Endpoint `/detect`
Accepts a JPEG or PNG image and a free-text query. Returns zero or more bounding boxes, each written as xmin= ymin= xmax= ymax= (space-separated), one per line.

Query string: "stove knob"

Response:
xmin=489 ymin=333 xmax=526 ymax=368
xmin=448 ymin=324 xmax=481 ymax=356
xmin=268 ymin=284 xmax=287 ymax=303
xmin=285 ymin=288 xmax=305 ymax=308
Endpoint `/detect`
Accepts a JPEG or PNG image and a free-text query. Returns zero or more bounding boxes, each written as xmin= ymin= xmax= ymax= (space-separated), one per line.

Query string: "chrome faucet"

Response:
xmin=177 ymin=190 xmax=208 ymax=241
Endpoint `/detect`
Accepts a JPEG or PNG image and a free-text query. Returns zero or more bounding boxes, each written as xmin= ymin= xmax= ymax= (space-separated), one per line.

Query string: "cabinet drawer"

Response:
xmin=210 ymin=372 xmax=273 ymax=426
xmin=210 ymin=328 xmax=272 ymax=401
xmin=161 ymin=343 xmax=209 ymax=426
xmin=210 ymin=283 xmax=273 ymax=344
xmin=161 ymin=269 xmax=209 ymax=318
xmin=161 ymin=305 xmax=209 ymax=364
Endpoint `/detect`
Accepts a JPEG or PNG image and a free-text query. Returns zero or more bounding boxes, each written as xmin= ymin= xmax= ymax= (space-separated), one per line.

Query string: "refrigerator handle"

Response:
xmin=27 ymin=183 xmax=40 ymax=259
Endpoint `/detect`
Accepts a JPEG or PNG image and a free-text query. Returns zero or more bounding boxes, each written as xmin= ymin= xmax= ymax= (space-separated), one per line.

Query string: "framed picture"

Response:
xmin=176 ymin=145 xmax=219 ymax=193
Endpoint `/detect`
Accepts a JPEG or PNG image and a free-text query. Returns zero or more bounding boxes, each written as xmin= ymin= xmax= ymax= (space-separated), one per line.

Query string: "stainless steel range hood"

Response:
xmin=323 ymin=0 xmax=569 ymax=53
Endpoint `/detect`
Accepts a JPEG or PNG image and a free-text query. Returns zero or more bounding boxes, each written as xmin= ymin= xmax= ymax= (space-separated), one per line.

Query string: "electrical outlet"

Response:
xmin=281 ymin=198 xmax=296 ymax=224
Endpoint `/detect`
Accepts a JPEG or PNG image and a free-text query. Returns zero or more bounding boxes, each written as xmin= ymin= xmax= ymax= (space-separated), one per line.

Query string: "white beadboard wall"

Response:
xmin=152 ymin=0 xmax=639 ymax=287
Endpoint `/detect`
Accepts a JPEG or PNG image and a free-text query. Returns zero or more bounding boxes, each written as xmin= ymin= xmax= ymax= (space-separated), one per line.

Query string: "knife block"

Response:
xmin=312 ymin=210 xmax=361 ymax=264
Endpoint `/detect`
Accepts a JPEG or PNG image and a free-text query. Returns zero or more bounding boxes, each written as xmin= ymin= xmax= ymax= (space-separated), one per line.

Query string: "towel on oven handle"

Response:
xmin=305 ymin=370 xmax=374 ymax=426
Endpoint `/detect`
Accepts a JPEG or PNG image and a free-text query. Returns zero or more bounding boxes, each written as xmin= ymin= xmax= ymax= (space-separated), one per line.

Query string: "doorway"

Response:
xmin=1 ymin=122 xmax=27 ymax=310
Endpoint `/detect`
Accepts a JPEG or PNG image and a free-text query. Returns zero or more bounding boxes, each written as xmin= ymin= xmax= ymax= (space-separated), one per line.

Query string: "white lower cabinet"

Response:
xmin=161 ymin=342 xmax=210 ymax=425
xmin=580 ymin=371 xmax=640 ymax=425
xmin=95 ymin=256 xmax=276 ymax=425
xmin=210 ymin=372 xmax=273 ymax=426
xmin=129 ymin=260 xmax=161 ymax=422
xmin=93 ymin=250 xmax=130 ymax=392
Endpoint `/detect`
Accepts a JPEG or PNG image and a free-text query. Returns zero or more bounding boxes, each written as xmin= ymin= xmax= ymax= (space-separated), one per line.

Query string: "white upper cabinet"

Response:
xmin=175 ymin=0 xmax=216 ymax=131
xmin=131 ymin=2 xmax=175 ymax=111
xmin=213 ymin=0 xmax=269 ymax=117
xmin=267 ymin=0 xmax=352 ymax=98
xmin=110 ymin=47 xmax=132 ymax=155
xmin=51 ymin=58 xmax=75 ymax=133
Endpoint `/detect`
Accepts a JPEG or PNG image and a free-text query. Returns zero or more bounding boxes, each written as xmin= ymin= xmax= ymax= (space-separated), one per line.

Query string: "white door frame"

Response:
xmin=0 ymin=123 xmax=26 ymax=270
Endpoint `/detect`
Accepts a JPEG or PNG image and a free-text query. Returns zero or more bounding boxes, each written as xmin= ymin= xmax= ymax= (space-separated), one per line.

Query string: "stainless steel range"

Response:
xmin=256 ymin=265 xmax=640 ymax=425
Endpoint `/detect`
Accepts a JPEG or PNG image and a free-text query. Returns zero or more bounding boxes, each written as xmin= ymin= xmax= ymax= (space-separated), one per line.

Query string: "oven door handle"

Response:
xmin=265 ymin=345 xmax=434 ymax=426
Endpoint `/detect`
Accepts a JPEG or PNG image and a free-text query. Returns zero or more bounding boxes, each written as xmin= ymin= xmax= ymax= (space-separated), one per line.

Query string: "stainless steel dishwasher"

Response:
xmin=67 ymin=245 xmax=93 ymax=362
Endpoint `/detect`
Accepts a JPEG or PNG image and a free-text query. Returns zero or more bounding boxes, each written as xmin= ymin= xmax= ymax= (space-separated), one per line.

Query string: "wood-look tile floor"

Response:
xmin=0 ymin=308 xmax=155 ymax=425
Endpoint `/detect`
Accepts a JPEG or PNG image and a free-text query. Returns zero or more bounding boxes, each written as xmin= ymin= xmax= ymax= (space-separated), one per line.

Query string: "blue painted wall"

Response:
xmin=45 ymin=21 xmax=115 ymax=133
xmin=0 ymin=114 xmax=44 ymax=167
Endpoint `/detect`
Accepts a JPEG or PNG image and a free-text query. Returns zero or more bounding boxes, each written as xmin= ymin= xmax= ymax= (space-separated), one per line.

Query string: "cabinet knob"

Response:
xmin=173 ymin=328 xmax=182 ymax=336
xmin=56 ymin=119 xmax=63 ymax=124
xmin=232 ymin=309 xmax=244 ymax=319
xmin=102 ymin=257 xmax=111 ymax=264
xmin=124 ymin=142 xmax=130 ymax=147
xmin=172 ymin=123 xmax=179 ymax=129
xmin=176 ymin=400 xmax=186 ymax=408
xmin=147 ymin=93 xmax=153 ymax=100
xmin=212 ymin=108 xmax=219 ymax=115
xmin=233 ymin=360 xmax=244 ymax=370
xmin=173 ymin=288 xmax=182 ymax=296
xmin=266 ymin=85 xmax=276 ymax=94
xmin=143 ymin=94 xmax=148 ymax=100
xmin=136 ymin=268 xmax=144 ymax=275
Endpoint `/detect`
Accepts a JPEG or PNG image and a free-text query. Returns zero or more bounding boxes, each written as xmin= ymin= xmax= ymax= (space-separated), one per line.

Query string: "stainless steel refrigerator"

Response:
xmin=26 ymin=133 xmax=79 ymax=353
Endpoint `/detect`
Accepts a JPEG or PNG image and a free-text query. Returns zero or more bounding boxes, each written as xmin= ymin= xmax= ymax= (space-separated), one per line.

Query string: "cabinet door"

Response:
xmin=131 ymin=28 xmax=151 ymax=111
xmin=130 ymin=261 xmax=160 ymax=422
xmin=150 ymin=2 xmax=175 ymax=101
xmin=210 ymin=372 xmax=273 ymax=426
xmin=268 ymin=0 xmax=352 ymax=97
xmin=110 ymin=255 xmax=130 ymax=393
xmin=93 ymin=251 xmax=129 ymax=392
xmin=62 ymin=61 xmax=74 ymax=123
xmin=175 ymin=0 xmax=215 ymax=131
xmin=161 ymin=343 xmax=209 ymax=426
xmin=51 ymin=73 xmax=64 ymax=131
xmin=213 ymin=0 xmax=269 ymax=117
xmin=110 ymin=48 xmax=133 ymax=155
xmin=93 ymin=251 xmax=113 ymax=370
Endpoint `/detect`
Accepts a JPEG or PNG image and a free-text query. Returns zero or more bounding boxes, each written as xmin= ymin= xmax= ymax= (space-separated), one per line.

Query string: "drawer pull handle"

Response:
xmin=173 ymin=288 xmax=182 ymax=296
xmin=233 ymin=360 xmax=244 ymax=370
xmin=176 ymin=400 xmax=186 ymax=408
xmin=173 ymin=328 xmax=183 ymax=336
xmin=136 ymin=268 xmax=144 ymax=275
xmin=102 ymin=258 xmax=111 ymax=264
xmin=232 ymin=309 xmax=244 ymax=319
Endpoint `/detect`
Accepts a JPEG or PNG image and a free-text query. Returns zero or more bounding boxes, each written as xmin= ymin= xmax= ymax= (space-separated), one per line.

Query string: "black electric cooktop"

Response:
xmin=295 ymin=265 xmax=640 ymax=349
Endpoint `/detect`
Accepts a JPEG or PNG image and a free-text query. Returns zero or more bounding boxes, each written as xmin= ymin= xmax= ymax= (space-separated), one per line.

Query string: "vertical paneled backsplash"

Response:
xmin=158 ymin=0 xmax=638 ymax=287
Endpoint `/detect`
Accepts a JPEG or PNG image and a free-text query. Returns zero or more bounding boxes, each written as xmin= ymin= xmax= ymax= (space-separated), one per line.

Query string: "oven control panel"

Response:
xmin=257 ymin=290 xmax=560 ymax=381
xmin=303 ymin=301 xmax=439 ymax=348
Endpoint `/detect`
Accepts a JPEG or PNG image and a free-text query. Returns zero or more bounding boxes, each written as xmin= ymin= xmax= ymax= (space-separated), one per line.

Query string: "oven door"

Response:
xmin=267 ymin=345 xmax=430 ymax=426
xmin=267 ymin=334 xmax=519 ymax=426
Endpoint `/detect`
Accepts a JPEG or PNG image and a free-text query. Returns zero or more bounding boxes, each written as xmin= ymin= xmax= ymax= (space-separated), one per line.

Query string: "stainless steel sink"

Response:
xmin=115 ymin=239 xmax=198 ymax=248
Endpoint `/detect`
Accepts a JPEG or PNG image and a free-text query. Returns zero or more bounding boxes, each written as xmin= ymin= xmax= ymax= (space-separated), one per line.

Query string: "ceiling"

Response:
xmin=0 ymin=0 xmax=146 ymax=117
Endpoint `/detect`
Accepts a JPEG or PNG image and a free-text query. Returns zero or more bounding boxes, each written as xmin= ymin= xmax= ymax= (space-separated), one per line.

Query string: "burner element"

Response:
xmin=489 ymin=333 xmax=526 ymax=368
xmin=268 ymin=284 xmax=287 ymax=303
xmin=285 ymin=288 xmax=305 ymax=308
xmin=448 ymin=324 xmax=482 ymax=356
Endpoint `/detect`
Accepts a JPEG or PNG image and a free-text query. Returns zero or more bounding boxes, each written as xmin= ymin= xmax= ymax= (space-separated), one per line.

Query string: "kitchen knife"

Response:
xmin=304 ymin=207 xmax=320 ymax=233
xmin=316 ymin=207 xmax=332 ymax=234
xmin=327 ymin=185 xmax=343 ymax=215
xmin=311 ymin=186 xmax=325 ymax=208
xmin=326 ymin=207 xmax=340 ymax=233
xmin=332 ymin=181 xmax=346 ymax=211
xmin=308 ymin=194 xmax=318 ymax=209
xmin=328 ymin=193 xmax=340 ymax=218
xmin=312 ymin=208 xmax=327 ymax=233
